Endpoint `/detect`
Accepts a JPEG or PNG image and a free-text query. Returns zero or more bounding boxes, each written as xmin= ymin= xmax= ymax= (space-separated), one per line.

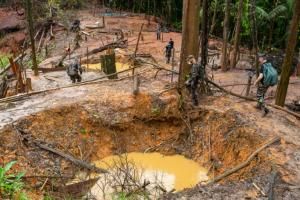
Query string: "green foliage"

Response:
xmin=25 ymin=52 xmax=44 ymax=70
xmin=54 ymin=0 xmax=84 ymax=9
xmin=0 ymin=161 xmax=27 ymax=199
xmin=0 ymin=53 xmax=11 ymax=69
xmin=43 ymin=193 xmax=54 ymax=200
xmin=112 ymin=191 xmax=150 ymax=200
xmin=113 ymin=192 xmax=128 ymax=200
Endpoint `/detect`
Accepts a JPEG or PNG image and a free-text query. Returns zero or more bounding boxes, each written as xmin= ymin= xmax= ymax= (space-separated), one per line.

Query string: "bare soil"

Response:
xmin=0 ymin=8 xmax=300 ymax=200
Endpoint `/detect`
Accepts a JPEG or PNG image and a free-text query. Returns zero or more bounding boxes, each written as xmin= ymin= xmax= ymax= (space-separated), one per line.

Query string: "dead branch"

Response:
xmin=136 ymin=58 xmax=179 ymax=75
xmin=22 ymin=175 xmax=73 ymax=179
xmin=14 ymin=127 xmax=108 ymax=174
xmin=37 ymin=28 xmax=45 ymax=52
xmin=50 ymin=24 xmax=55 ymax=40
xmin=34 ymin=28 xmax=42 ymax=40
xmin=207 ymin=80 xmax=300 ymax=119
xmin=134 ymin=24 xmax=144 ymax=58
xmin=80 ymin=31 xmax=90 ymax=36
xmin=207 ymin=137 xmax=280 ymax=185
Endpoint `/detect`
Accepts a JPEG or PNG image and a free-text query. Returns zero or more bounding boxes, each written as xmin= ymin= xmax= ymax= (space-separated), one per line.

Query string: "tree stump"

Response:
xmin=101 ymin=51 xmax=117 ymax=79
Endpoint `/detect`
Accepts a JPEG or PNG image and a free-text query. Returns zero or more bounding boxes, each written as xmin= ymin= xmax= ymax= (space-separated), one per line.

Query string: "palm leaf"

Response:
xmin=269 ymin=5 xmax=288 ymax=20
xmin=286 ymin=0 xmax=295 ymax=13
xmin=255 ymin=6 xmax=269 ymax=20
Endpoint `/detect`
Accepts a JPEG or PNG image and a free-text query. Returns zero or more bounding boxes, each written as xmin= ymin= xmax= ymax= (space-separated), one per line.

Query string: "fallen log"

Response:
xmin=14 ymin=127 xmax=108 ymax=174
xmin=207 ymin=80 xmax=300 ymax=119
xmin=86 ymin=39 xmax=127 ymax=56
xmin=207 ymin=137 xmax=280 ymax=185
xmin=55 ymin=39 xmax=127 ymax=67
xmin=85 ymin=24 xmax=104 ymax=29
xmin=0 ymin=65 xmax=144 ymax=104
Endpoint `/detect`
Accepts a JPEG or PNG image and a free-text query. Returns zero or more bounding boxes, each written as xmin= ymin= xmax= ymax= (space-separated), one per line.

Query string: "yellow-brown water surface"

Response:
xmin=82 ymin=62 xmax=129 ymax=72
xmin=93 ymin=152 xmax=209 ymax=191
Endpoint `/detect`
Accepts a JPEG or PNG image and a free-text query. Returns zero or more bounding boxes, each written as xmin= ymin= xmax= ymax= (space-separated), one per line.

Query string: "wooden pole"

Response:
xmin=86 ymin=47 xmax=89 ymax=72
xmin=245 ymin=75 xmax=252 ymax=96
xmin=68 ymin=42 xmax=71 ymax=61
xmin=133 ymin=23 xmax=144 ymax=75
xmin=25 ymin=0 xmax=38 ymax=76
xmin=171 ymin=48 xmax=175 ymax=82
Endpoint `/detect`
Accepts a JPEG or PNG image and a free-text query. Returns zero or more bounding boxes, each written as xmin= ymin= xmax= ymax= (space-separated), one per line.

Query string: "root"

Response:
xmin=207 ymin=136 xmax=280 ymax=185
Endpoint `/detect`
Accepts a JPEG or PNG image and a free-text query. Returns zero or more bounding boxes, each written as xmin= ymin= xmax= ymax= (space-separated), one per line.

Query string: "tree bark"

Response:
xmin=275 ymin=0 xmax=300 ymax=106
xmin=230 ymin=0 xmax=243 ymax=69
xmin=25 ymin=0 xmax=38 ymax=76
xmin=200 ymin=0 xmax=209 ymax=67
xmin=249 ymin=0 xmax=259 ymax=75
xmin=178 ymin=0 xmax=201 ymax=86
xmin=220 ymin=0 xmax=231 ymax=71
xmin=267 ymin=0 xmax=279 ymax=49
xmin=209 ymin=0 xmax=218 ymax=35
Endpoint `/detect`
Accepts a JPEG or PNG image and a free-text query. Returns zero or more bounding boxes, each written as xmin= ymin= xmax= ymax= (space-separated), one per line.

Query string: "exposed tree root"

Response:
xmin=206 ymin=137 xmax=280 ymax=185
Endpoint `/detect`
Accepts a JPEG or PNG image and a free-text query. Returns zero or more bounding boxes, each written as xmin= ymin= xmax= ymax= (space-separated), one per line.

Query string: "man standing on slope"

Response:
xmin=254 ymin=54 xmax=278 ymax=116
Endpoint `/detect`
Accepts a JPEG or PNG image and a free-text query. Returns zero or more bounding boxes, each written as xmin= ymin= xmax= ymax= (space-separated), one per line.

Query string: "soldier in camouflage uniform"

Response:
xmin=185 ymin=55 xmax=204 ymax=106
xmin=67 ymin=59 xmax=83 ymax=83
xmin=254 ymin=54 xmax=270 ymax=116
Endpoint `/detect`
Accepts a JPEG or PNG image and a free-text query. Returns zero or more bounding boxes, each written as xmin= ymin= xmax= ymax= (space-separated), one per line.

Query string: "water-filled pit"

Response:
xmin=90 ymin=152 xmax=209 ymax=199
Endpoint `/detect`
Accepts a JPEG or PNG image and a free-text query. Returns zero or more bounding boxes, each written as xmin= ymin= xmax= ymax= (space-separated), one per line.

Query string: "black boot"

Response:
xmin=262 ymin=107 xmax=269 ymax=117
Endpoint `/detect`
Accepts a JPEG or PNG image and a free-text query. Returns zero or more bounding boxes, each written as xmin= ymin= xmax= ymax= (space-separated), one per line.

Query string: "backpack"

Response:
xmin=263 ymin=62 xmax=278 ymax=86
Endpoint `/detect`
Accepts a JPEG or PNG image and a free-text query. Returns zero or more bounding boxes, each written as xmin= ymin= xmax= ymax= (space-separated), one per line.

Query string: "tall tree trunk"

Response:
xmin=25 ymin=0 xmax=38 ymax=76
xmin=249 ymin=0 xmax=259 ymax=76
xmin=220 ymin=0 xmax=231 ymax=71
xmin=200 ymin=0 xmax=209 ymax=67
xmin=267 ymin=0 xmax=279 ymax=49
xmin=209 ymin=0 xmax=218 ymax=35
xmin=230 ymin=0 xmax=243 ymax=68
xmin=199 ymin=0 xmax=210 ymax=93
xmin=275 ymin=0 xmax=300 ymax=107
xmin=178 ymin=0 xmax=201 ymax=86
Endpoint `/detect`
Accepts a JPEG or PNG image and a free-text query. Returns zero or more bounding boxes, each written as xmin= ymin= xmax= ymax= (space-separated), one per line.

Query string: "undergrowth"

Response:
xmin=0 ymin=161 xmax=27 ymax=199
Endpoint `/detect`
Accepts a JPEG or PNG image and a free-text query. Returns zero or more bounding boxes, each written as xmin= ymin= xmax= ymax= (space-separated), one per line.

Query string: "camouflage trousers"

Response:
xmin=185 ymin=77 xmax=199 ymax=106
xmin=70 ymin=74 xmax=82 ymax=83
xmin=256 ymin=83 xmax=269 ymax=110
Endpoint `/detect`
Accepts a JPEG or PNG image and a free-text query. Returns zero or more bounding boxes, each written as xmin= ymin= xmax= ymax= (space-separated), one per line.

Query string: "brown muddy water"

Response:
xmin=90 ymin=152 xmax=209 ymax=199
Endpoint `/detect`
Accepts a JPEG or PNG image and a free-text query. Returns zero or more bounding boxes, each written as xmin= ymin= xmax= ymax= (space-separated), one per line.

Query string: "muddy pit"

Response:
xmin=0 ymin=93 xmax=272 ymax=199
